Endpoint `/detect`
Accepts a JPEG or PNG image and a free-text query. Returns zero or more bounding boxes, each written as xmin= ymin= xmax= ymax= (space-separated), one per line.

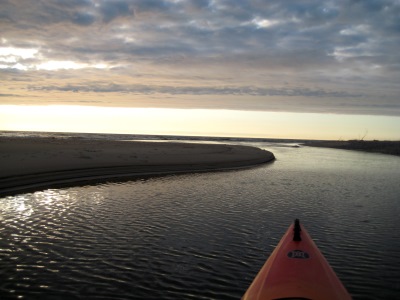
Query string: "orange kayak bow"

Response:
xmin=242 ymin=219 xmax=352 ymax=300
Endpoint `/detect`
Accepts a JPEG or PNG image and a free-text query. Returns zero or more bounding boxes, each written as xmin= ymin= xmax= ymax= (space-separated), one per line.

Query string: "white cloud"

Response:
xmin=251 ymin=18 xmax=280 ymax=29
xmin=0 ymin=47 xmax=40 ymax=70
xmin=0 ymin=46 xmax=109 ymax=71
xmin=0 ymin=47 xmax=38 ymax=59
xmin=36 ymin=60 xmax=90 ymax=71
xmin=340 ymin=24 xmax=370 ymax=36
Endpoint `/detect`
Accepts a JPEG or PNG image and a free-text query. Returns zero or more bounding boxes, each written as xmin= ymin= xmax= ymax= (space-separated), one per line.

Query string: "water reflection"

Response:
xmin=1 ymin=144 xmax=400 ymax=299
xmin=1 ymin=194 xmax=34 ymax=220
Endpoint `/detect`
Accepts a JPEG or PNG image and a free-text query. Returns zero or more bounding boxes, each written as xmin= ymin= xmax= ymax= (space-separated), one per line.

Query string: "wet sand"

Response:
xmin=0 ymin=137 xmax=275 ymax=196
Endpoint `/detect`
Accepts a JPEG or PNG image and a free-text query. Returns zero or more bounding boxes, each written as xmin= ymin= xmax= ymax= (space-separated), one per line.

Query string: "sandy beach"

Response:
xmin=0 ymin=137 xmax=274 ymax=196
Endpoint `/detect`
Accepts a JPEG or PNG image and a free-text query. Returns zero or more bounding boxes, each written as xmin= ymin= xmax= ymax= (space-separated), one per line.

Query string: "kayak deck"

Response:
xmin=242 ymin=219 xmax=352 ymax=300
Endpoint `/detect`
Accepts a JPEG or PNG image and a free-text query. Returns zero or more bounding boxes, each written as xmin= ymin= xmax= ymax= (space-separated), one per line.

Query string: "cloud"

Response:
xmin=1 ymin=0 xmax=400 ymax=116
xmin=0 ymin=93 xmax=21 ymax=97
xmin=2 ymin=0 xmax=399 ymax=66
xmin=28 ymin=82 xmax=363 ymax=98
xmin=99 ymin=0 xmax=135 ymax=23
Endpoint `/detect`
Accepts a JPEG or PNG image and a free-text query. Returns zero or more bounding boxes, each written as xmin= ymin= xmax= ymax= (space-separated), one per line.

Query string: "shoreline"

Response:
xmin=0 ymin=137 xmax=275 ymax=197
xmin=304 ymin=140 xmax=400 ymax=156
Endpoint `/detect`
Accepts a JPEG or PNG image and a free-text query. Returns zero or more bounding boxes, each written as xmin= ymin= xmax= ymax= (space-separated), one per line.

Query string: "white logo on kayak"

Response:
xmin=287 ymin=249 xmax=310 ymax=259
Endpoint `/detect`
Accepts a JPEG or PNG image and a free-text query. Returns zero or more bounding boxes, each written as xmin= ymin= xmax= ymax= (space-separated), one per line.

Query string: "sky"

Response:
xmin=1 ymin=0 xmax=400 ymax=140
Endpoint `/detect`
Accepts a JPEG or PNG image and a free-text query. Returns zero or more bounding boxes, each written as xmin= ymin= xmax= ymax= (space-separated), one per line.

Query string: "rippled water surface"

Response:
xmin=1 ymin=143 xmax=400 ymax=299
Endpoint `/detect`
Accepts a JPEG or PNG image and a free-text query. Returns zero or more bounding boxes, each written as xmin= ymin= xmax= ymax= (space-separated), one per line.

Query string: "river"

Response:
xmin=1 ymin=140 xmax=400 ymax=299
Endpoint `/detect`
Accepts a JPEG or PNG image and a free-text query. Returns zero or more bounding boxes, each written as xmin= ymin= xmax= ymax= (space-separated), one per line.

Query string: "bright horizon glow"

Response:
xmin=1 ymin=105 xmax=399 ymax=141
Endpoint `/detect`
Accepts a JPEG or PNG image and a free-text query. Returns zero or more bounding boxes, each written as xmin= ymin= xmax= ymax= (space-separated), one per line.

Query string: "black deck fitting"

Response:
xmin=293 ymin=219 xmax=302 ymax=241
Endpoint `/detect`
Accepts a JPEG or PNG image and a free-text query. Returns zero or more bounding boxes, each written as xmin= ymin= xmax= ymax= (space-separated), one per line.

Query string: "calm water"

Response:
xmin=1 ymin=142 xmax=400 ymax=299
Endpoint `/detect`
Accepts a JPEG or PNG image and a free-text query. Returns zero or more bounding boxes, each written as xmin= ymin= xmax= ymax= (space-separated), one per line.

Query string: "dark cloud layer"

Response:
xmin=1 ymin=0 xmax=400 ymax=115
xmin=28 ymin=83 xmax=362 ymax=98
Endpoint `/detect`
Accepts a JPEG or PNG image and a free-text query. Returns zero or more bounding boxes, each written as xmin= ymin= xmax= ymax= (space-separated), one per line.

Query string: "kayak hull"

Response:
xmin=242 ymin=220 xmax=352 ymax=300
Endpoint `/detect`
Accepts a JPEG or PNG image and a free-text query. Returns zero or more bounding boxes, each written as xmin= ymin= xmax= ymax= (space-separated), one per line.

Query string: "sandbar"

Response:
xmin=0 ymin=137 xmax=275 ymax=196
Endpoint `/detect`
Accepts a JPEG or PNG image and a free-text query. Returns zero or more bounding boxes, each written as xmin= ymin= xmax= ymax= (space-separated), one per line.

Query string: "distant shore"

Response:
xmin=305 ymin=140 xmax=400 ymax=156
xmin=0 ymin=137 xmax=275 ymax=196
